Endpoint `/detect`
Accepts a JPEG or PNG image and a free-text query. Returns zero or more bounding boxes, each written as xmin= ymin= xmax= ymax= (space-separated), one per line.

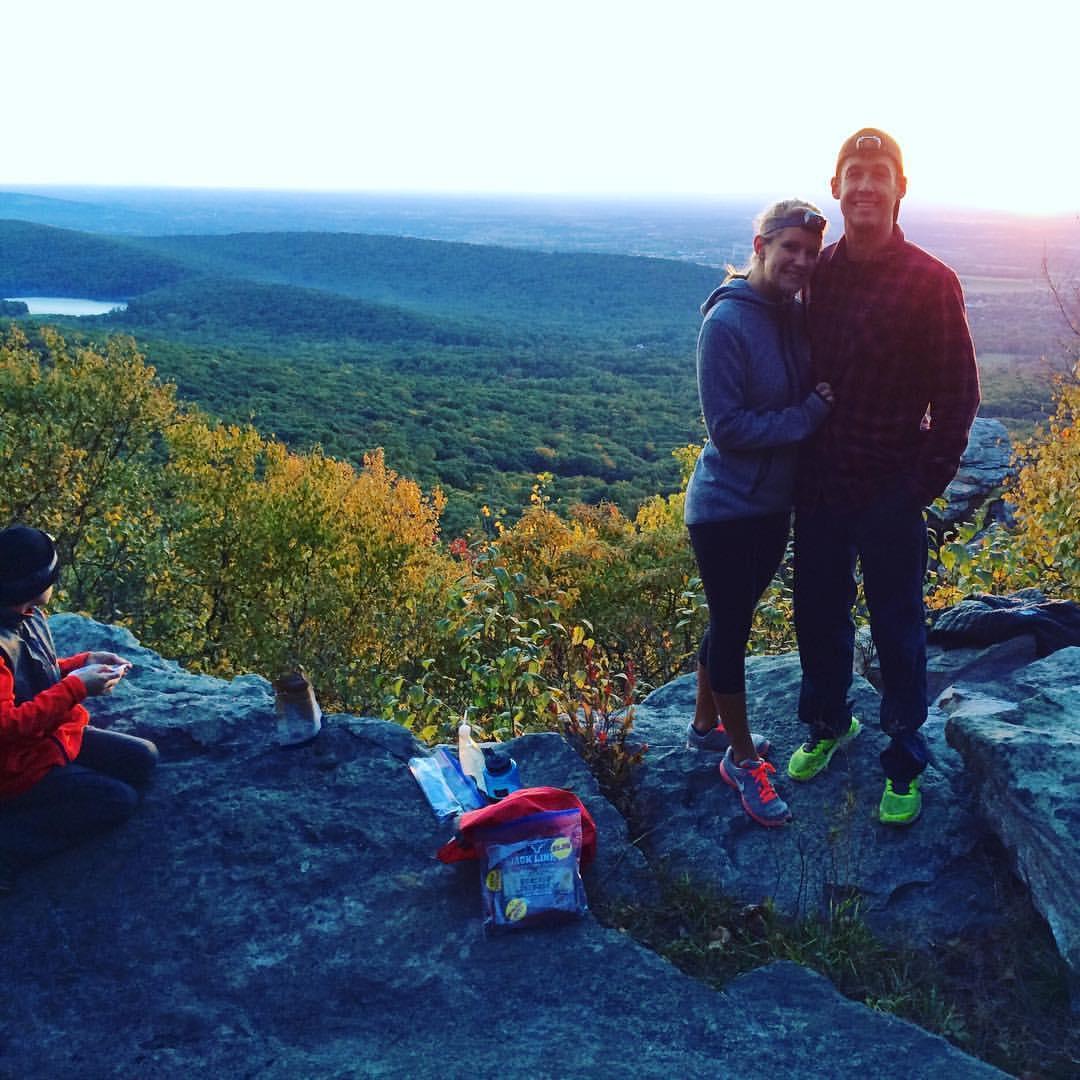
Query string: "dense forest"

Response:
xmin=0 ymin=203 xmax=1075 ymax=534
xmin=0 ymin=220 xmax=724 ymax=531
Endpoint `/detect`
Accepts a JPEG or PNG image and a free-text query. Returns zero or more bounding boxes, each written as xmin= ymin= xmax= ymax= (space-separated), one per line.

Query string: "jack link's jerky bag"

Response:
xmin=475 ymin=809 xmax=588 ymax=933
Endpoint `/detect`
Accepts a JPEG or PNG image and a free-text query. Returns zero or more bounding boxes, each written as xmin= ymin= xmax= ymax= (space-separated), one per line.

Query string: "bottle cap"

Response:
xmin=482 ymin=746 xmax=512 ymax=775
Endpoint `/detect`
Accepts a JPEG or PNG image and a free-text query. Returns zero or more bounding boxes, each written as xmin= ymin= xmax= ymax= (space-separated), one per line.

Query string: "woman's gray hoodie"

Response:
xmin=684 ymin=277 xmax=830 ymax=525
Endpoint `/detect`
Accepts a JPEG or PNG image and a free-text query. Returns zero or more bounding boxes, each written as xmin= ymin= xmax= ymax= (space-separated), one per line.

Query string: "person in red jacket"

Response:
xmin=0 ymin=525 xmax=157 ymax=892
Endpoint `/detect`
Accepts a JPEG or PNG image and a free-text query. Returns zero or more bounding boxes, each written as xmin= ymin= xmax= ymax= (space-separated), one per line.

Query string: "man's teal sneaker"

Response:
xmin=879 ymin=776 xmax=922 ymax=825
xmin=787 ymin=717 xmax=862 ymax=781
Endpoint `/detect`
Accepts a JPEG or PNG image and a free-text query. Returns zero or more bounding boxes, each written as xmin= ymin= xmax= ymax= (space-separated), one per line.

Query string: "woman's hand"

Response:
xmin=88 ymin=651 xmax=130 ymax=670
xmin=814 ymin=381 xmax=835 ymax=406
xmin=70 ymin=663 xmax=126 ymax=696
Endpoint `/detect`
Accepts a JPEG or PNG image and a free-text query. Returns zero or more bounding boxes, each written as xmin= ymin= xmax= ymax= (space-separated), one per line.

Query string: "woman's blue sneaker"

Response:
xmin=719 ymin=749 xmax=792 ymax=828
xmin=686 ymin=722 xmax=770 ymax=758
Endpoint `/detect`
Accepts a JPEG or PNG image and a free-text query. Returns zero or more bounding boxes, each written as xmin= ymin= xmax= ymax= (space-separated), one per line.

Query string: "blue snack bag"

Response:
xmin=474 ymin=808 xmax=588 ymax=934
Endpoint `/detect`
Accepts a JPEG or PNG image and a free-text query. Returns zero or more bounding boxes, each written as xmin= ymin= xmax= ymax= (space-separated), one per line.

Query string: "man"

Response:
xmin=788 ymin=128 xmax=980 ymax=825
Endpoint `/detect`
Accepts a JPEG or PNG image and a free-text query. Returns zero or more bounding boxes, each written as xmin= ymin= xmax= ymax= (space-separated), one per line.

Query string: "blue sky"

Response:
xmin=5 ymin=0 xmax=1077 ymax=215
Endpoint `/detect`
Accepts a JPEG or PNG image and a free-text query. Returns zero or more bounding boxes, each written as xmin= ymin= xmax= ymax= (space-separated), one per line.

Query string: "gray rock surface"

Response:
xmin=939 ymin=646 xmax=1080 ymax=1007
xmin=0 ymin=615 xmax=1008 ymax=1078
xmin=939 ymin=416 xmax=1012 ymax=526
xmin=631 ymin=656 xmax=1004 ymax=944
xmin=632 ymin=633 xmax=1080 ymax=1014
xmin=928 ymin=589 xmax=1080 ymax=657
xmin=925 ymin=635 xmax=1038 ymax=700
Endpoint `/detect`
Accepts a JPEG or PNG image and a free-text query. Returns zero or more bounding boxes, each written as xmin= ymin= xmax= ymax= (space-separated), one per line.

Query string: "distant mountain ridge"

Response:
xmin=131 ymin=231 xmax=721 ymax=340
xmin=0 ymin=218 xmax=186 ymax=297
xmin=0 ymin=186 xmax=761 ymax=257
xmin=0 ymin=190 xmax=174 ymax=234
xmin=0 ymin=218 xmax=719 ymax=343
xmin=3 ymin=184 xmax=1076 ymax=271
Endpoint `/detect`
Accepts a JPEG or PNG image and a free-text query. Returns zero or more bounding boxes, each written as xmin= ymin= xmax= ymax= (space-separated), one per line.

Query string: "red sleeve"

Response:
xmin=0 ymin=656 xmax=89 ymax=739
xmin=58 ymin=652 xmax=91 ymax=676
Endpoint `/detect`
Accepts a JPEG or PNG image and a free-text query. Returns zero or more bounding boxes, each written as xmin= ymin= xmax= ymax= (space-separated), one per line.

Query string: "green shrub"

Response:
xmin=929 ymin=360 xmax=1080 ymax=606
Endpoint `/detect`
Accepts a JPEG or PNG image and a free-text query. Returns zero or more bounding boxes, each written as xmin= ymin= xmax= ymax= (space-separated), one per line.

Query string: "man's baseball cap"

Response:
xmin=834 ymin=128 xmax=904 ymax=178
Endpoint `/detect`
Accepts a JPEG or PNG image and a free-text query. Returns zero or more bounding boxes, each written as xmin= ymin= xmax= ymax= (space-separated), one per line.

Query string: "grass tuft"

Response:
xmin=597 ymin=867 xmax=1078 ymax=1078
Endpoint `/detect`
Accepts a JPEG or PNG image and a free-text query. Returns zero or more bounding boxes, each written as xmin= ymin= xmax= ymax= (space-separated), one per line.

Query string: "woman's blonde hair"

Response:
xmin=723 ymin=198 xmax=825 ymax=283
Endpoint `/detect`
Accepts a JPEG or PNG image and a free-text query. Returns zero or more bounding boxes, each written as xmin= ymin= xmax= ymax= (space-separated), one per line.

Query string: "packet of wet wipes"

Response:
xmin=409 ymin=747 xmax=485 ymax=820
xmin=474 ymin=808 xmax=587 ymax=933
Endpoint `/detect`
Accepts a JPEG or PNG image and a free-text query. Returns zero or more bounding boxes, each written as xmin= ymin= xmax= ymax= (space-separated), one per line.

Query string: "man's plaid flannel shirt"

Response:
xmin=800 ymin=226 xmax=980 ymax=509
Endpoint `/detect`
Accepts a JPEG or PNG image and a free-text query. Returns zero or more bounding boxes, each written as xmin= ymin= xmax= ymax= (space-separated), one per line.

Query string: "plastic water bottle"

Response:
xmin=481 ymin=746 xmax=522 ymax=799
xmin=457 ymin=722 xmax=488 ymax=798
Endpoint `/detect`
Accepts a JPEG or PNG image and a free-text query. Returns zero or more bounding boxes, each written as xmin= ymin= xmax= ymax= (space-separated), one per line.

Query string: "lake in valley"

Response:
xmin=4 ymin=296 xmax=127 ymax=316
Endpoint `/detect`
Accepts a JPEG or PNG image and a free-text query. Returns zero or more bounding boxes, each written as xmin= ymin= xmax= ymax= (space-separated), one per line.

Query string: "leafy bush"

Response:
xmin=555 ymin=628 xmax=644 ymax=813
xmin=491 ymin=494 xmax=700 ymax=691
xmin=375 ymin=560 xmax=563 ymax=743
xmin=1002 ymin=361 xmax=1080 ymax=595
xmin=0 ymin=326 xmax=456 ymax=708
xmin=138 ymin=426 xmax=453 ymax=704
xmin=928 ymin=360 xmax=1080 ymax=605
xmin=0 ymin=325 xmax=176 ymax=615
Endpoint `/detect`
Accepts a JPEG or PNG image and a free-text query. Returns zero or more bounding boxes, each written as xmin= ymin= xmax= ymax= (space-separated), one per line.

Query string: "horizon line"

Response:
xmin=2 ymin=183 xmax=1077 ymax=221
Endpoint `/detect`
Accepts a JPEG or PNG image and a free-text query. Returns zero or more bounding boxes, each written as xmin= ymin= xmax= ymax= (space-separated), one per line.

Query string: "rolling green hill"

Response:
xmin=0 ymin=219 xmax=188 ymax=296
xmin=130 ymin=231 xmax=720 ymax=343
xmin=111 ymin=276 xmax=503 ymax=348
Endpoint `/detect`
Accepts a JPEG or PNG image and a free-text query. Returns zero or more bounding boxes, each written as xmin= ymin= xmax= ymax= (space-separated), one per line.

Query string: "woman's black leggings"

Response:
xmin=688 ymin=512 xmax=790 ymax=695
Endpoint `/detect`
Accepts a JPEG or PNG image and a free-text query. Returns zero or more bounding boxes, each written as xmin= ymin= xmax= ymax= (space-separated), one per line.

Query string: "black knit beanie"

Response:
xmin=0 ymin=525 xmax=60 ymax=604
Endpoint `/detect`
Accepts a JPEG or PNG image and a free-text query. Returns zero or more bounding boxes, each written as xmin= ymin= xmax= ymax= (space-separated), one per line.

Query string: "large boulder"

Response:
xmin=939 ymin=646 xmax=1080 ymax=1008
xmin=938 ymin=416 xmax=1012 ymax=527
xmin=630 ymin=656 xmax=1003 ymax=945
xmin=0 ymin=615 xmax=1007 ymax=1078
xmin=928 ymin=589 xmax=1080 ymax=658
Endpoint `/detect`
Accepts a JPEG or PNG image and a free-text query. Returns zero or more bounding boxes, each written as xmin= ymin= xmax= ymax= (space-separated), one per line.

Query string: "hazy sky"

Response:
xmin=5 ymin=0 xmax=1077 ymax=215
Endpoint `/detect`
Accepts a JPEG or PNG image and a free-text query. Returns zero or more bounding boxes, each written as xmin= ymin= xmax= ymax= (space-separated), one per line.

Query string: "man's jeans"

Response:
xmin=0 ymin=727 xmax=158 ymax=874
xmin=794 ymin=490 xmax=929 ymax=783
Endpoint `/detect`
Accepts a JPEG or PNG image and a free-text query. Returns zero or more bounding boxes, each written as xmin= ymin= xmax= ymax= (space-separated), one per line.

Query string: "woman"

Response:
xmin=0 ymin=525 xmax=158 ymax=892
xmin=683 ymin=200 xmax=833 ymax=827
